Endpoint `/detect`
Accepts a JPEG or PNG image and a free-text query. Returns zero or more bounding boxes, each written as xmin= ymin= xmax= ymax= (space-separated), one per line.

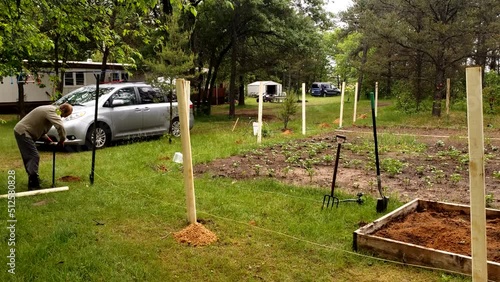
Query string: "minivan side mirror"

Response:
xmin=112 ymin=99 xmax=126 ymax=107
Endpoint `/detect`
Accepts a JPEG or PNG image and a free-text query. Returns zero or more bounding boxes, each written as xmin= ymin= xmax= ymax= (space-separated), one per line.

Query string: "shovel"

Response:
xmin=322 ymin=135 xmax=346 ymax=209
xmin=370 ymin=93 xmax=388 ymax=213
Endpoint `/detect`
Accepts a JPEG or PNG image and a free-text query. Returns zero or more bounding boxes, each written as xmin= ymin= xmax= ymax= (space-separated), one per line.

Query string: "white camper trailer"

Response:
xmin=247 ymin=81 xmax=283 ymax=98
xmin=0 ymin=60 xmax=131 ymax=113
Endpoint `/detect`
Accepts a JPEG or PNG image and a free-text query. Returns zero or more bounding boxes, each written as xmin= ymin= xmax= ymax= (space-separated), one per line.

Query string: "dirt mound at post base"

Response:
xmin=173 ymin=223 xmax=217 ymax=246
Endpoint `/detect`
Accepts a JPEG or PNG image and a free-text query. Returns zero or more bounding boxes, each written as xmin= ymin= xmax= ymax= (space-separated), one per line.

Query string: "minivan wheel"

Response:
xmin=171 ymin=119 xmax=181 ymax=137
xmin=86 ymin=123 xmax=111 ymax=149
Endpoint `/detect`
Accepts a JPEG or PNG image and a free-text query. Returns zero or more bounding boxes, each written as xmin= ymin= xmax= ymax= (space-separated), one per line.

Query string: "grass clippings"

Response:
xmin=173 ymin=223 xmax=217 ymax=247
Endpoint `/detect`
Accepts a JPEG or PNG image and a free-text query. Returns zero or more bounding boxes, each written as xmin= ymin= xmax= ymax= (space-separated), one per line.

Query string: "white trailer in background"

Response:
xmin=247 ymin=81 xmax=283 ymax=97
xmin=0 ymin=60 xmax=131 ymax=114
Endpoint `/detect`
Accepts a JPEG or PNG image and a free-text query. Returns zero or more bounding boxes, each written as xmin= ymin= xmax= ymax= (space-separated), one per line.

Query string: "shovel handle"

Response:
xmin=370 ymin=93 xmax=384 ymax=198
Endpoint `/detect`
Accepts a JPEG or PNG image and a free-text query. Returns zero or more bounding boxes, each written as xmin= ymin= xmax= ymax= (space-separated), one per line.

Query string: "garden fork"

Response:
xmin=322 ymin=135 xmax=346 ymax=209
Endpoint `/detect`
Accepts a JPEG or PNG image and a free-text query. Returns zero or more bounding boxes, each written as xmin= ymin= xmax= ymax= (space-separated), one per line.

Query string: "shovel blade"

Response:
xmin=376 ymin=197 xmax=389 ymax=213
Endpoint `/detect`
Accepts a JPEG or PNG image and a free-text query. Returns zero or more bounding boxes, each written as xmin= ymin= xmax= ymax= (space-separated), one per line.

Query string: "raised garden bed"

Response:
xmin=353 ymin=199 xmax=500 ymax=280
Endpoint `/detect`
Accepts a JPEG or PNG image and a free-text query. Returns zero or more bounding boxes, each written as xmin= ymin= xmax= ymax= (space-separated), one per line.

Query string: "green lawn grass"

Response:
xmin=0 ymin=96 xmax=492 ymax=281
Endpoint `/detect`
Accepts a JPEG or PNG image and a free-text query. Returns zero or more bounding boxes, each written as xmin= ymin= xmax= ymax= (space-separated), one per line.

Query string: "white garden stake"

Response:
xmin=302 ymin=83 xmax=306 ymax=135
xmin=257 ymin=82 xmax=263 ymax=143
xmin=339 ymin=81 xmax=346 ymax=128
xmin=176 ymin=79 xmax=197 ymax=224
xmin=353 ymin=82 xmax=359 ymax=123
xmin=466 ymin=66 xmax=488 ymax=281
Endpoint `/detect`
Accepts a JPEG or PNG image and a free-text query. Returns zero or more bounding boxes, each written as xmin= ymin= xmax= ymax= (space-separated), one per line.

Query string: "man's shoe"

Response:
xmin=28 ymin=175 xmax=42 ymax=191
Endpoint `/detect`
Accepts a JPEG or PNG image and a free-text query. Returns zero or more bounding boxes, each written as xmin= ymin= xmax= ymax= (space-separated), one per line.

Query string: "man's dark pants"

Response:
xmin=14 ymin=132 xmax=40 ymax=188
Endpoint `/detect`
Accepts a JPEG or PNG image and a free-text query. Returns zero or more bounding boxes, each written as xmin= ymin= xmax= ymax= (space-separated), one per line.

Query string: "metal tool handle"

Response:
xmin=335 ymin=135 xmax=346 ymax=144
xmin=370 ymin=93 xmax=384 ymax=198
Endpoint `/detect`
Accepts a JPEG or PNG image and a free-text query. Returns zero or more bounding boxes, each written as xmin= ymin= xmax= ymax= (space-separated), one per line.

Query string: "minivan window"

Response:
xmin=112 ymin=87 xmax=137 ymax=106
xmin=55 ymin=86 xmax=114 ymax=106
xmin=138 ymin=87 xmax=165 ymax=104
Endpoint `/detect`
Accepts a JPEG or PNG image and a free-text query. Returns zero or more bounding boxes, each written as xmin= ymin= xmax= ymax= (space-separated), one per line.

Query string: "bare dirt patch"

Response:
xmin=58 ymin=175 xmax=82 ymax=182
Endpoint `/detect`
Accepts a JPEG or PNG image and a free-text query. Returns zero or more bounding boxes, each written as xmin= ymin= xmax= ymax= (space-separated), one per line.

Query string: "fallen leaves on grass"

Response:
xmin=173 ymin=223 xmax=217 ymax=247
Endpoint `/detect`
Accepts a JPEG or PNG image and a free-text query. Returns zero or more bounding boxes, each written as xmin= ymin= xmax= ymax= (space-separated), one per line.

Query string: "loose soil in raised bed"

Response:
xmin=193 ymin=124 xmax=500 ymax=258
xmin=373 ymin=207 xmax=500 ymax=262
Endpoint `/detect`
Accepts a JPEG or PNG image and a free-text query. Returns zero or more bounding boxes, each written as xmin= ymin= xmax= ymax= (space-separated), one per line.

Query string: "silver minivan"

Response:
xmin=47 ymin=82 xmax=194 ymax=148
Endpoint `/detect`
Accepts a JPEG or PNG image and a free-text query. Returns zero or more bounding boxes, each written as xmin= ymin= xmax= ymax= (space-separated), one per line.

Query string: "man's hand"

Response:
xmin=57 ymin=139 xmax=65 ymax=148
xmin=44 ymin=135 xmax=53 ymax=143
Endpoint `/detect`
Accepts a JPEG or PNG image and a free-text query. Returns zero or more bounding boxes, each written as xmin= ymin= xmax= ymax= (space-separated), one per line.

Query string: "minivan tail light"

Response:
xmin=189 ymin=104 xmax=193 ymax=109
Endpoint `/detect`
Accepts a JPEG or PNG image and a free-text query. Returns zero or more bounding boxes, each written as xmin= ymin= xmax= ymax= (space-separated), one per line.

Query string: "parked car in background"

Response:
xmin=310 ymin=82 xmax=341 ymax=97
xmin=47 ymin=82 xmax=194 ymax=149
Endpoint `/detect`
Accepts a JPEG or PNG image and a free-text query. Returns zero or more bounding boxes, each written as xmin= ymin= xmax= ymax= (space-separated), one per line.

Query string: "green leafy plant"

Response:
xmin=493 ymin=171 xmax=500 ymax=180
xmin=450 ymin=173 xmax=462 ymax=183
xmin=282 ymin=165 xmax=292 ymax=177
xmin=322 ymin=154 xmax=334 ymax=164
xmin=415 ymin=165 xmax=425 ymax=176
xmin=278 ymin=91 xmax=299 ymax=130
xmin=433 ymin=169 xmax=445 ymax=184
xmin=381 ymin=158 xmax=406 ymax=177
xmin=486 ymin=194 xmax=495 ymax=208
xmin=253 ymin=164 xmax=262 ymax=176
xmin=305 ymin=167 xmax=315 ymax=183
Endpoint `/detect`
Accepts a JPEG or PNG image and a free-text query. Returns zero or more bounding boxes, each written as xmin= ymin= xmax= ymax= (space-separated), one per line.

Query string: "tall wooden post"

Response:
xmin=302 ymin=83 xmax=306 ymax=135
xmin=176 ymin=79 xmax=197 ymax=224
xmin=353 ymin=82 xmax=359 ymax=124
xmin=339 ymin=81 xmax=346 ymax=128
xmin=466 ymin=66 xmax=487 ymax=282
xmin=257 ymin=82 xmax=263 ymax=143
xmin=446 ymin=78 xmax=451 ymax=115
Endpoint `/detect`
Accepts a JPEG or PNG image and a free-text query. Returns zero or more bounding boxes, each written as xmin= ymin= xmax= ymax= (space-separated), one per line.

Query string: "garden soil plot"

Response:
xmin=194 ymin=126 xmax=500 ymax=275
xmin=195 ymin=126 xmax=500 ymax=207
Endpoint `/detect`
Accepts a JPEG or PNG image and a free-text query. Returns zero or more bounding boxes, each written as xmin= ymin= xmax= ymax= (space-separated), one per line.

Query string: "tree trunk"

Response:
xmin=100 ymin=45 xmax=110 ymax=83
xmin=228 ymin=12 xmax=238 ymax=118
xmin=17 ymin=77 xmax=26 ymax=118
xmin=238 ymin=75 xmax=245 ymax=105
xmin=357 ymin=43 xmax=368 ymax=101
xmin=432 ymin=65 xmax=446 ymax=117
xmin=414 ymin=51 xmax=424 ymax=111
xmin=53 ymin=34 xmax=64 ymax=96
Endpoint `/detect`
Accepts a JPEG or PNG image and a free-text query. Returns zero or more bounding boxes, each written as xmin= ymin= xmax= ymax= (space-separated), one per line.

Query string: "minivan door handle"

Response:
xmin=134 ymin=108 xmax=142 ymax=112
xmin=143 ymin=107 xmax=150 ymax=112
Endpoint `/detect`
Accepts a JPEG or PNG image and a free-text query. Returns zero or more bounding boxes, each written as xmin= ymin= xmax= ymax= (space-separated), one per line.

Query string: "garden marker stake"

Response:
xmin=322 ymin=135 xmax=346 ymax=209
xmin=370 ymin=93 xmax=388 ymax=213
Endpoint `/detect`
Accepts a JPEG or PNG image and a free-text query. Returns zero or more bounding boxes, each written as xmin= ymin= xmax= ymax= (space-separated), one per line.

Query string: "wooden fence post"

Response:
xmin=353 ymin=82 xmax=358 ymax=124
xmin=257 ymin=82 xmax=263 ymax=143
xmin=339 ymin=81 xmax=346 ymax=128
xmin=176 ymin=79 xmax=197 ymax=224
xmin=302 ymin=83 xmax=306 ymax=135
xmin=466 ymin=66 xmax=488 ymax=281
